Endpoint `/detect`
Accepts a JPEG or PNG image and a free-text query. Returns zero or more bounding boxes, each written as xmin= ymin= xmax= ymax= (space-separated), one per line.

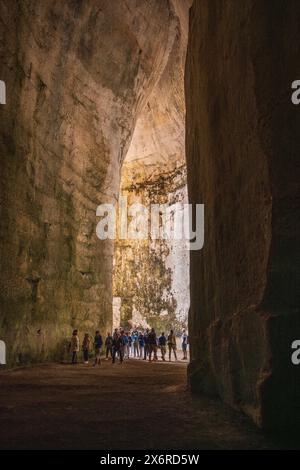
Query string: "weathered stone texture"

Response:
xmin=0 ymin=0 xmax=184 ymax=364
xmin=186 ymin=0 xmax=300 ymax=429
xmin=1 ymin=0 xmax=299 ymax=433
xmin=113 ymin=166 xmax=189 ymax=331
xmin=113 ymin=0 xmax=190 ymax=331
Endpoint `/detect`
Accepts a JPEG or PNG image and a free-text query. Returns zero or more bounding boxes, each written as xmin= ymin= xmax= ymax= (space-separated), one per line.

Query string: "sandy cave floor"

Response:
xmin=0 ymin=359 xmax=298 ymax=450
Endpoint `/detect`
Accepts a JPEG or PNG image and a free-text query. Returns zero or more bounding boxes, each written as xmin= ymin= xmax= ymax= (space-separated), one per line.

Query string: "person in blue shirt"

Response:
xmin=124 ymin=333 xmax=129 ymax=359
xmin=181 ymin=329 xmax=188 ymax=360
xmin=158 ymin=332 xmax=167 ymax=361
xmin=132 ymin=331 xmax=139 ymax=358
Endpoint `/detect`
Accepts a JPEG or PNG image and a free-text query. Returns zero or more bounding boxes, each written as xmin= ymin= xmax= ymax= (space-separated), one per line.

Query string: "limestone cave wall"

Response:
xmin=0 ymin=0 xmax=185 ymax=365
xmin=113 ymin=0 xmax=191 ymax=333
xmin=1 ymin=0 xmax=298 ymax=432
xmin=113 ymin=165 xmax=189 ymax=332
xmin=186 ymin=0 xmax=300 ymax=429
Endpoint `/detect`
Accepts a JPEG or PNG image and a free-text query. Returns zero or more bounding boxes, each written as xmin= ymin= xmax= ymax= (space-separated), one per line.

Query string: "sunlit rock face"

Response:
xmin=0 ymin=0 xmax=188 ymax=364
xmin=113 ymin=168 xmax=190 ymax=332
xmin=113 ymin=0 xmax=191 ymax=332
xmin=186 ymin=0 xmax=300 ymax=429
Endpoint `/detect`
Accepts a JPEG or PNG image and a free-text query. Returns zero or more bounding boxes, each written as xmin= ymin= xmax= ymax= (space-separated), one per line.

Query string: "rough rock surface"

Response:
xmin=1 ymin=0 xmax=299 ymax=433
xmin=0 ymin=0 xmax=187 ymax=365
xmin=113 ymin=166 xmax=189 ymax=331
xmin=186 ymin=0 xmax=300 ymax=429
xmin=113 ymin=0 xmax=191 ymax=330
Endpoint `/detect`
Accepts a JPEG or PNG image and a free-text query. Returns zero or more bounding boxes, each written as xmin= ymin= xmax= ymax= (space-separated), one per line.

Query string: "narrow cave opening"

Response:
xmin=112 ymin=143 xmax=190 ymax=345
xmin=110 ymin=0 xmax=191 ymax=357
xmin=112 ymin=105 xmax=190 ymax=358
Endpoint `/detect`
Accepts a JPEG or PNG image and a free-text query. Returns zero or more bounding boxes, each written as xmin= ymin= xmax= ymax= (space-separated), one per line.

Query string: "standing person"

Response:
xmin=70 ymin=329 xmax=80 ymax=364
xmin=128 ymin=332 xmax=132 ymax=357
xmin=181 ymin=329 xmax=188 ymax=360
xmin=112 ymin=333 xmax=120 ymax=364
xmin=143 ymin=328 xmax=150 ymax=360
xmin=138 ymin=332 xmax=144 ymax=358
xmin=94 ymin=330 xmax=103 ymax=366
xmin=158 ymin=332 xmax=167 ymax=361
xmin=112 ymin=331 xmax=124 ymax=364
xmin=82 ymin=333 xmax=90 ymax=364
xmin=148 ymin=328 xmax=158 ymax=362
xmin=167 ymin=329 xmax=177 ymax=361
xmin=124 ymin=332 xmax=129 ymax=359
xmin=119 ymin=330 xmax=126 ymax=363
xmin=112 ymin=328 xmax=119 ymax=359
xmin=113 ymin=328 xmax=119 ymax=339
xmin=132 ymin=331 xmax=139 ymax=358
xmin=105 ymin=332 xmax=113 ymax=360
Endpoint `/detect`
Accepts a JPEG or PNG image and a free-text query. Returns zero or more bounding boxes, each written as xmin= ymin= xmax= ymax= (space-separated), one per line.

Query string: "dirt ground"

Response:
xmin=0 ymin=359 xmax=297 ymax=450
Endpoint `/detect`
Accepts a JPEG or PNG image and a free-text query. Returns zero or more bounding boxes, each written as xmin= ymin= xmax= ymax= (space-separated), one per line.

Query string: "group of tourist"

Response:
xmin=69 ymin=327 xmax=189 ymax=366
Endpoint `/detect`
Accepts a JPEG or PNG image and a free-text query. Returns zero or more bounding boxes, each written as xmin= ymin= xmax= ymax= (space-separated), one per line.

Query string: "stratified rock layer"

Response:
xmin=186 ymin=0 xmax=300 ymax=429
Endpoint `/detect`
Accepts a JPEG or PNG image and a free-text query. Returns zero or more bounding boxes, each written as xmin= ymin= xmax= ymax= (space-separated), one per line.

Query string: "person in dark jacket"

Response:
xmin=148 ymin=328 xmax=158 ymax=362
xmin=158 ymin=332 xmax=167 ymax=361
xmin=105 ymin=332 xmax=113 ymax=360
xmin=94 ymin=330 xmax=103 ymax=366
xmin=119 ymin=330 xmax=126 ymax=362
xmin=112 ymin=331 xmax=125 ymax=364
